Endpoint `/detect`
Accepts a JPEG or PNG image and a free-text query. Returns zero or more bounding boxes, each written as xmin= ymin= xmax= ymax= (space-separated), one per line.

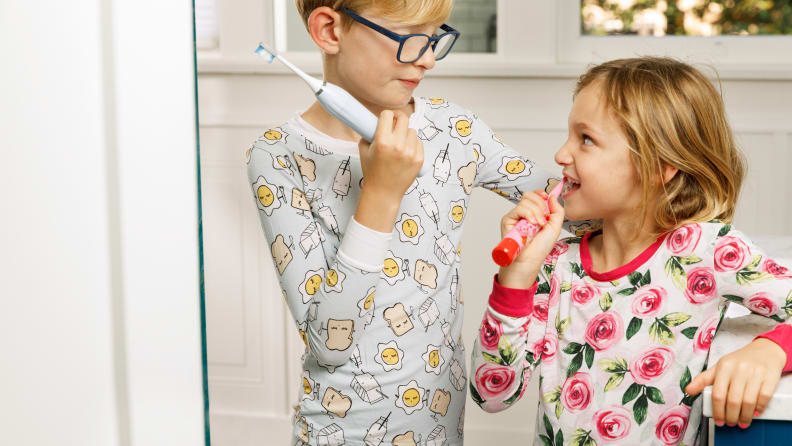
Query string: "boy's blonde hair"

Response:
xmin=574 ymin=57 xmax=745 ymax=237
xmin=295 ymin=0 xmax=453 ymax=29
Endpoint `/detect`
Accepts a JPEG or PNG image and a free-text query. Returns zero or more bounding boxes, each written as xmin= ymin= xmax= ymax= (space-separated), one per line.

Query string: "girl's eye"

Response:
xmin=582 ymin=135 xmax=594 ymax=146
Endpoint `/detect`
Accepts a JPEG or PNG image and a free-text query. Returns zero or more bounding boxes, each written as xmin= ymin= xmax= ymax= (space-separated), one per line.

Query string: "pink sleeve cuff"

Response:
xmin=754 ymin=323 xmax=792 ymax=373
xmin=488 ymin=274 xmax=537 ymax=317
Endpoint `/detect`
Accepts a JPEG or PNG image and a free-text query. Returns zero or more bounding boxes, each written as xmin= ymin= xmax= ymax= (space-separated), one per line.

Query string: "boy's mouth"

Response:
xmin=398 ymin=78 xmax=421 ymax=89
xmin=562 ymin=176 xmax=580 ymax=198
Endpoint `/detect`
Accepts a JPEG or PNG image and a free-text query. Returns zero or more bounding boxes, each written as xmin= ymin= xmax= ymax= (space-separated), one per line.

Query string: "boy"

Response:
xmin=247 ymin=1 xmax=577 ymax=444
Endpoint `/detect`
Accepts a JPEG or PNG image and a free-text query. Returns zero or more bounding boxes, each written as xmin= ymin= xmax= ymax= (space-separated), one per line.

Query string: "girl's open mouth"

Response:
xmin=562 ymin=177 xmax=580 ymax=198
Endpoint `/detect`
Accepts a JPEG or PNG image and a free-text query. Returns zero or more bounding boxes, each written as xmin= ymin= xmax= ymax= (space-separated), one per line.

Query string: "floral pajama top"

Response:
xmin=471 ymin=221 xmax=792 ymax=446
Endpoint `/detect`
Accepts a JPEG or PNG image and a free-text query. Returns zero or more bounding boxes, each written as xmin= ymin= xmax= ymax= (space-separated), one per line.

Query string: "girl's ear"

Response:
xmin=307 ymin=7 xmax=344 ymax=55
xmin=662 ymin=163 xmax=679 ymax=184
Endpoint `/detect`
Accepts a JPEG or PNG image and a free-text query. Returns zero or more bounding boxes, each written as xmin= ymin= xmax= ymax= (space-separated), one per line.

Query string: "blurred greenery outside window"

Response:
xmin=581 ymin=0 xmax=792 ymax=36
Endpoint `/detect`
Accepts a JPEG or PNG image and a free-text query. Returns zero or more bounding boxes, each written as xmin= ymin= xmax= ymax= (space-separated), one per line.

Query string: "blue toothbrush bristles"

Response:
xmin=254 ymin=44 xmax=275 ymax=63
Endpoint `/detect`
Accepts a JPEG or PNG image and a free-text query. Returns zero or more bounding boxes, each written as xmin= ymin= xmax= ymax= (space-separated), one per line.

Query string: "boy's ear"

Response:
xmin=308 ymin=7 xmax=343 ymax=55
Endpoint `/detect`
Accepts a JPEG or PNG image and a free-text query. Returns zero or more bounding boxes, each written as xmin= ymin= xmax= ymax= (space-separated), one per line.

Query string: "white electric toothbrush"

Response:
xmin=255 ymin=42 xmax=428 ymax=177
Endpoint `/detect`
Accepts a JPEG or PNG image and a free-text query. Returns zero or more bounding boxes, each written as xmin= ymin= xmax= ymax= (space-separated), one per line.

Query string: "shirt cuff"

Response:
xmin=488 ymin=274 xmax=537 ymax=318
xmin=754 ymin=323 xmax=792 ymax=373
xmin=337 ymin=217 xmax=392 ymax=273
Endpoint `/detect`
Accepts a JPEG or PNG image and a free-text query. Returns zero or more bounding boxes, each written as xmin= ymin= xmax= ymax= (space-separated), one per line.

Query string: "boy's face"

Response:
xmin=554 ymin=81 xmax=643 ymax=222
xmin=330 ymin=10 xmax=440 ymax=110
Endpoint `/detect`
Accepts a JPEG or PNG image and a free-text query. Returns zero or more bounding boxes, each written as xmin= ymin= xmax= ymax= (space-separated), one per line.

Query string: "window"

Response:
xmin=581 ymin=0 xmax=792 ymax=37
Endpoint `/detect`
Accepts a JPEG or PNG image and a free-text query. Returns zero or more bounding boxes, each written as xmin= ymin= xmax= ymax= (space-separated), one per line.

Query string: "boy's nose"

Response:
xmin=414 ymin=47 xmax=436 ymax=70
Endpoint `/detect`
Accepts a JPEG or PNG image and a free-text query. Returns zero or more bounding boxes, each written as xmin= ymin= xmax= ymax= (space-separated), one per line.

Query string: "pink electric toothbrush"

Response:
xmin=255 ymin=43 xmax=429 ymax=177
xmin=492 ymin=179 xmax=567 ymax=267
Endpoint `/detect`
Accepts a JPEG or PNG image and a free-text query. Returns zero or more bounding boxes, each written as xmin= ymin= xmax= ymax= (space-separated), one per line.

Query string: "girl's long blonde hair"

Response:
xmin=575 ymin=57 xmax=745 ymax=237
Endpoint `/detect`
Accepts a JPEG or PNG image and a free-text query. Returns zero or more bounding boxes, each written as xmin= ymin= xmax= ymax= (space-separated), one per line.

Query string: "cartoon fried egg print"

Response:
xmin=324 ymin=265 xmax=346 ymax=293
xmin=299 ymin=268 xmax=324 ymax=303
xmin=448 ymin=115 xmax=474 ymax=145
xmin=427 ymin=97 xmax=449 ymax=108
xmin=395 ymin=213 xmax=424 ymax=245
xmin=448 ymin=199 xmax=466 ymax=228
xmin=381 ymin=251 xmax=407 ymax=286
xmin=374 ymin=340 xmax=404 ymax=372
xmin=421 ymin=344 xmax=445 ymax=375
xmin=498 ymin=155 xmax=533 ymax=181
xmin=491 ymin=129 xmax=505 ymax=146
xmin=270 ymin=153 xmax=294 ymax=175
xmin=395 ymin=380 xmax=426 ymax=415
xmin=252 ymin=176 xmax=281 ymax=216
xmin=258 ymin=127 xmax=287 ymax=145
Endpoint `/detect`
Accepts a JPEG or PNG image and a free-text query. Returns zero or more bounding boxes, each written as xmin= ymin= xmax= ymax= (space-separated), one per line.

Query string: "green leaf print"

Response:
xmin=567 ymin=237 xmax=583 ymax=244
xmin=722 ymin=294 xmax=744 ymax=304
xmin=543 ymin=386 xmax=562 ymax=403
xmin=555 ymin=401 xmax=563 ymax=419
xmin=784 ymin=290 xmax=792 ymax=317
xmin=736 ymin=269 xmax=773 ymax=286
xmin=584 ymin=343 xmax=595 ymax=369
xmin=555 ymin=429 xmax=564 ymax=446
xmin=682 ymin=392 xmax=701 ymax=407
xmin=538 ymin=281 xmax=551 ymax=295
xmin=649 ymin=320 xmax=675 ymax=345
xmin=634 ymin=394 xmax=648 ymax=425
xmin=681 ymin=326 xmax=698 ymax=339
xmin=628 ymin=272 xmax=643 ymax=288
xmin=561 ymin=282 xmax=572 ymax=293
xmin=539 ymin=435 xmax=552 ymax=446
xmin=567 ymin=351 xmax=583 ymax=377
xmin=481 ymin=351 xmax=505 ymax=365
xmin=639 ymin=270 xmax=651 ymax=287
xmin=563 ymin=342 xmax=583 ymax=355
xmin=599 ymin=292 xmax=613 ymax=312
xmin=618 ymin=287 xmax=637 ymax=296
xmin=543 ymin=263 xmax=555 ymax=278
xmin=664 ymin=257 xmax=687 ymax=291
xmin=544 ymin=413 xmax=554 ymax=439
xmin=598 ymin=357 xmax=629 ymax=373
xmin=622 ymin=382 xmax=642 ymax=404
xmin=469 ymin=382 xmax=484 ymax=405
xmin=679 ymin=255 xmax=703 ymax=265
xmin=770 ymin=314 xmax=785 ymax=322
xmin=499 ymin=335 xmax=517 ymax=365
xmin=680 ymin=366 xmax=692 ymax=393
xmin=504 ymin=371 xmax=525 ymax=405
xmin=659 ymin=312 xmax=692 ymax=327
xmin=646 ymin=386 xmax=665 ymax=404
xmin=571 ymin=429 xmax=597 ymax=446
xmin=747 ymin=254 xmax=762 ymax=271
xmin=570 ymin=262 xmax=585 ymax=278
xmin=604 ymin=372 xmax=626 ymax=392
xmin=718 ymin=224 xmax=731 ymax=237
xmin=626 ymin=317 xmax=643 ymax=340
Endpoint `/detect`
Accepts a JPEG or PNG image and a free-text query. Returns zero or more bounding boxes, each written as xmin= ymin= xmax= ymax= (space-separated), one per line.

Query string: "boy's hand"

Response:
xmin=497 ymin=190 xmax=564 ymax=289
xmin=685 ymin=338 xmax=786 ymax=428
xmin=358 ymin=110 xmax=423 ymax=199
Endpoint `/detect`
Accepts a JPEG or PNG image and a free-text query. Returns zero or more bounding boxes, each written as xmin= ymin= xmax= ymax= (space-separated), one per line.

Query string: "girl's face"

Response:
xmin=331 ymin=10 xmax=440 ymax=111
xmin=554 ymin=81 xmax=644 ymax=223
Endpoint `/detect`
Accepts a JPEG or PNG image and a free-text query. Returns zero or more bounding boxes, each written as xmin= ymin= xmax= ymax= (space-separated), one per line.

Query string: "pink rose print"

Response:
xmin=584 ymin=311 xmax=624 ymax=351
xmin=570 ymin=280 xmax=601 ymax=305
xmin=475 ymin=363 xmax=518 ymax=400
xmin=629 ymin=346 xmax=674 ymax=385
xmin=745 ymin=292 xmax=779 ymax=317
xmin=549 ymin=274 xmax=561 ymax=306
xmin=694 ymin=315 xmax=719 ymax=353
xmin=666 ymin=224 xmax=702 ymax=257
xmin=533 ymin=296 xmax=549 ymax=322
xmin=534 ymin=333 xmax=558 ymax=363
xmin=762 ymin=258 xmax=792 ymax=279
xmin=684 ymin=267 xmax=717 ymax=304
xmin=655 ymin=405 xmax=690 ymax=446
xmin=593 ymin=406 xmax=632 ymax=442
xmin=545 ymin=241 xmax=569 ymax=264
xmin=714 ymin=236 xmax=750 ymax=272
xmin=561 ymin=372 xmax=593 ymax=412
xmin=480 ymin=310 xmax=503 ymax=351
xmin=519 ymin=318 xmax=531 ymax=337
xmin=631 ymin=286 xmax=667 ymax=317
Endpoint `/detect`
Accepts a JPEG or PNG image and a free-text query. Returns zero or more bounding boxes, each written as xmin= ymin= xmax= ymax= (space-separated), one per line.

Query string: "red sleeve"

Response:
xmin=754 ymin=323 xmax=792 ymax=373
xmin=488 ymin=274 xmax=537 ymax=317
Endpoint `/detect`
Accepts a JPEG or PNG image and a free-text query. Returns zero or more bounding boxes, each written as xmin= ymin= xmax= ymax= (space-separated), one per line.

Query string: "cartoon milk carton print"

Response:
xmin=364 ymin=413 xmax=391 ymax=446
xmin=317 ymin=423 xmax=345 ymax=446
xmin=417 ymin=297 xmax=440 ymax=331
xmin=426 ymin=425 xmax=447 ymax=446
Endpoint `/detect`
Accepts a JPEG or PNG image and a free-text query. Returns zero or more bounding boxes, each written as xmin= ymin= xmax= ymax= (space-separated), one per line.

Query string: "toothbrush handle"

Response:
xmin=492 ymin=219 xmax=541 ymax=267
xmin=317 ymin=81 xmax=429 ymax=177
xmin=317 ymin=82 xmax=378 ymax=142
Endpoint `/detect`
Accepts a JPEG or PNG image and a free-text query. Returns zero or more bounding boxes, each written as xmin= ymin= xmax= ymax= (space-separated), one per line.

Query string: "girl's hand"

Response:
xmin=685 ymin=338 xmax=786 ymax=428
xmin=358 ymin=110 xmax=424 ymax=200
xmin=497 ymin=190 xmax=564 ymax=289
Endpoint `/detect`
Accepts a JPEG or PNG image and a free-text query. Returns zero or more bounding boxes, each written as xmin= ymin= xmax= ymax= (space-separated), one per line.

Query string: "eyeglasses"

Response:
xmin=339 ymin=7 xmax=460 ymax=64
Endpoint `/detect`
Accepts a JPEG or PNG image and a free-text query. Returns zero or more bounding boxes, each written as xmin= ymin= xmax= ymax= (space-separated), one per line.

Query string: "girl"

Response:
xmin=470 ymin=57 xmax=792 ymax=446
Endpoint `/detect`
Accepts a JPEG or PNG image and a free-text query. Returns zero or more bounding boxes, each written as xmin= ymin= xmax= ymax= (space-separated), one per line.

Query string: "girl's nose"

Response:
xmin=555 ymin=139 xmax=574 ymax=166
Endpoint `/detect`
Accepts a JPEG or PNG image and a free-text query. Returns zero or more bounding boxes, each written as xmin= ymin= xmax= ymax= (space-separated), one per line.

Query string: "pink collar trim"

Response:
xmin=580 ymin=230 xmax=668 ymax=281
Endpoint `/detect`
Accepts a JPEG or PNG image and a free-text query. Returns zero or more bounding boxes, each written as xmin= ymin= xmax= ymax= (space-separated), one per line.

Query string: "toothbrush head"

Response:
xmin=549 ymin=178 xmax=566 ymax=199
xmin=254 ymin=42 xmax=276 ymax=63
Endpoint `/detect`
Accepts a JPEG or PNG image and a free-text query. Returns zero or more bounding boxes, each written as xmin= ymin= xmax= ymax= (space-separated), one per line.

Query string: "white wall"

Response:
xmin=1 ymin=1 xmax=206 ymax=445
xmin=197 ymin=1 xmax=792 ymax=445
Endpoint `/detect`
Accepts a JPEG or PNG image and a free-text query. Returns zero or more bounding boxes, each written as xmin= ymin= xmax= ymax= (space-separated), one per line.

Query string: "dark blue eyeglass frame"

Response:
xmin=339 ymin=7 xmax=460 ymax=63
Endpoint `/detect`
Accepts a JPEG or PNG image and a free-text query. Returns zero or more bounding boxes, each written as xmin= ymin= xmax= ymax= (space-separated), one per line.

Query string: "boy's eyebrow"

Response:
xmin=573 ymin=121 xmax=603 ymax=137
